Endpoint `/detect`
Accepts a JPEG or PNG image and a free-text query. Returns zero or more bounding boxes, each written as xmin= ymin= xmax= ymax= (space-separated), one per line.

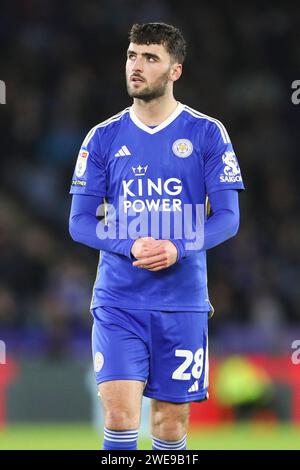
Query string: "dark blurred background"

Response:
xmin=0 ymin=0 xmax=299 ymax=361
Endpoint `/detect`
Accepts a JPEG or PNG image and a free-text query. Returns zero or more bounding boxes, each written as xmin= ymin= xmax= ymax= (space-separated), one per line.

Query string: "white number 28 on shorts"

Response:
xmin=172 ymin=348 xmax=204 ymax=381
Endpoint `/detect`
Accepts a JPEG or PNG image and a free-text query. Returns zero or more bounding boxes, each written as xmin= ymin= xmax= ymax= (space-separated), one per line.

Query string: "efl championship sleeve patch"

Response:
xmin=75 ymin=149 xmax=89 ymax=177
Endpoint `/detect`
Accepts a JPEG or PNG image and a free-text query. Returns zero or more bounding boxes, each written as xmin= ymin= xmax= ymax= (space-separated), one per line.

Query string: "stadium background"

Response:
xmin=0 ymin=0 xmax=300 ymax=449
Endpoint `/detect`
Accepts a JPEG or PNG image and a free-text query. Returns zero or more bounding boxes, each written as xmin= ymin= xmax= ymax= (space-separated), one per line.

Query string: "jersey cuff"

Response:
xmin=169 ymin=239 xmax=186 ymax=261
xmin=126 ymin=238 xmax=136 ymax=259
xmin=69 ymin=187 xmax=106 ymax=197
xmin=207 ymin=184 xmax=245 ymax=195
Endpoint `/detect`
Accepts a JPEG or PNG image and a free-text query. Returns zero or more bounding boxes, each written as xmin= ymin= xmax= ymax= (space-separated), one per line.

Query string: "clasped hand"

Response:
xmin=131 ymin=237 xmax=178 ymax=272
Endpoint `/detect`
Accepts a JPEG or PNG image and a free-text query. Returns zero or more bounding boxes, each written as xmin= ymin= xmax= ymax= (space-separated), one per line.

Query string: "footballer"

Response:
xmin=69 ymin=22 xmax=244 ymax=450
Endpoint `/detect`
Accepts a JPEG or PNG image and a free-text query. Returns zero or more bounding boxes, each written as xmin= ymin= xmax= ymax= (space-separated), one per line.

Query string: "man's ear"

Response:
xmin=170 ymin=63 xmax=182 ymax=82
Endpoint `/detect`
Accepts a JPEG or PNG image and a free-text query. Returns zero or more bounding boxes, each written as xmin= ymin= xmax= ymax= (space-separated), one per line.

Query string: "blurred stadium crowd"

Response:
xmin=0 ymin=1 xmax=299 ymax=356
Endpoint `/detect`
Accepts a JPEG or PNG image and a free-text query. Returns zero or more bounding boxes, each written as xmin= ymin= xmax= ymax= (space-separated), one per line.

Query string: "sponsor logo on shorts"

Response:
xmin=188 ymin=380 xmax=199 ymax=393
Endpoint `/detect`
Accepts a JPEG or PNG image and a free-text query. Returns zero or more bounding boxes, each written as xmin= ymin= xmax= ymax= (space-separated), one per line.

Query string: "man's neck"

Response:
xmin=132 ymin=95 xmax=178 ymax=126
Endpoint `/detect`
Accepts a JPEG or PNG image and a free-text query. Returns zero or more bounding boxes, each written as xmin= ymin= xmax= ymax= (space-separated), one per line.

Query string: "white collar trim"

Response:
xmin=129 ymin=102 xmax=184 ymax=134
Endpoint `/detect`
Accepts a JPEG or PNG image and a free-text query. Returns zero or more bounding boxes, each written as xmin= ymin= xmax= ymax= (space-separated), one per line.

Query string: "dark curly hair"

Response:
xmin=129 ymin=23 xmax=186 ymax=64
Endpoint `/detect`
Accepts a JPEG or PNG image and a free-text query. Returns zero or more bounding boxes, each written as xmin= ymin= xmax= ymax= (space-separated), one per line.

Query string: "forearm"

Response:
xmin=203 ymin=205 xmax=239 ymax=251
xmin=173 ymin=189 xmax=240 ymax=259
xmin=69 ymin=194 xmax=134 ymax=258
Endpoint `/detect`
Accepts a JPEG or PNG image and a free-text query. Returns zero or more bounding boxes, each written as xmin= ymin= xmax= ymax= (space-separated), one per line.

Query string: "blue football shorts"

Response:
xmin=91 ymin=305 xmax=209 ymax=403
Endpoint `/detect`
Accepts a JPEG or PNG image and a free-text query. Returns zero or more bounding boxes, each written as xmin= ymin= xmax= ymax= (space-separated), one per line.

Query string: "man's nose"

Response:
xmin=132 ymin=57 xmax=144 ymax=72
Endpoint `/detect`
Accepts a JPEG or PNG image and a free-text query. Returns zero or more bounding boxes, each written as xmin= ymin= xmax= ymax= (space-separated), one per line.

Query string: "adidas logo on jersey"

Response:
xmin=188 ymin=380 xmax=199 ymax=393
xmin=115 ymin=146 xmax=131 ymax=157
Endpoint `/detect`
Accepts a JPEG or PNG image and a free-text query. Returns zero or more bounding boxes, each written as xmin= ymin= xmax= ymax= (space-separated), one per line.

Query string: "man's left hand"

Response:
xmin=132 ymin=239 xmax=178 ymax=272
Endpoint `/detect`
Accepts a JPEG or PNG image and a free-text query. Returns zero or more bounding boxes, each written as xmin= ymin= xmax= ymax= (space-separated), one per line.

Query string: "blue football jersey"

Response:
xmin=70 ymin=103 xmax=244 ymax=312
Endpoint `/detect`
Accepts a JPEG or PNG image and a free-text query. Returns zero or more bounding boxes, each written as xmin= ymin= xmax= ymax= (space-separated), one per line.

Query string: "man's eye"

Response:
xmin=148 ymin=57 xmax=156 ymax=62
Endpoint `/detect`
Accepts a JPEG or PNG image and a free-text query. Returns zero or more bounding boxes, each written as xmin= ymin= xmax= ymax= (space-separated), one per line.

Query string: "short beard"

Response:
xmin=126 ymin=70 xmax=170 ymax=102
xmin=127 ymin=85 xmax=165 ymax=102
